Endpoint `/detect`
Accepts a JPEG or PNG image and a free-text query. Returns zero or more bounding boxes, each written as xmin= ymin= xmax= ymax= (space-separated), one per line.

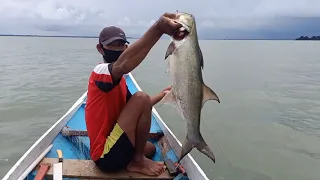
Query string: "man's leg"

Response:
xmin=116 ymin=91 xmax=165 ymax=176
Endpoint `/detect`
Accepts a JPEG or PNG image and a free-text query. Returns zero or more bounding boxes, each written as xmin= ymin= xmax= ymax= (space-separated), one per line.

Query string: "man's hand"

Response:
xmin=151 ymin=86 xmax=172 ymax=106
xmin=161 ymin=86 xmax=172 ymax=96
xmin=156 ymin=13 xmax=182 ymax=36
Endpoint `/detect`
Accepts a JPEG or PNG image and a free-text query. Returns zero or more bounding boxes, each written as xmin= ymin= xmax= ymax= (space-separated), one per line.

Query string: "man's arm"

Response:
xmin=151 ymin=92 xmax=166 ymax=106
xmin=109 ymin=22 xmax=162 ymax=84
xmin=109 ymin=13 xmax=181 ymax=84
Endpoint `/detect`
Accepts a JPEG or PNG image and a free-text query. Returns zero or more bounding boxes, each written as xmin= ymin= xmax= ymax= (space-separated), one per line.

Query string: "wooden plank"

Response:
xmin=61 ymin=127 xmax=163 ymax=140
xmin=34 ymin=164 xmax=50 ymax=180
xmin=148 ymin=132 xmax=164 ymax=140
xmin=36 ymin=158 xmax=174 ymax=180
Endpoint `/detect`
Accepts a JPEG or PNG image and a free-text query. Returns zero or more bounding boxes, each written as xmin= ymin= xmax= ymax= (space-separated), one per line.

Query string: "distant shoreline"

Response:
xmin=0 ymin=34 xmax=138 ymax=39
xmin=295 ymin=36 xmax=320 ymax=40
xmin=0 ymin=34 xmax=98 ymax=38
xmin=1 ymin=34 xmax=318 ymax=40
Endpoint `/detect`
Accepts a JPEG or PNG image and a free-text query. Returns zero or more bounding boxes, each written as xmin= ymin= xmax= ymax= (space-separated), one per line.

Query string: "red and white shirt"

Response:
xmin=85 ymin=63 xmax=131 ymax=161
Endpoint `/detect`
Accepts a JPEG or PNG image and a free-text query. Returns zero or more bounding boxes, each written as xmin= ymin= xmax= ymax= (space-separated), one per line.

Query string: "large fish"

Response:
xmin=160 ymin=12 xmax=220 ymax=163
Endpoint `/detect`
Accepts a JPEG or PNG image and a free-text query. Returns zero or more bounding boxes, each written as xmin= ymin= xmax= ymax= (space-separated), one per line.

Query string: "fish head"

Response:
xmin=171 ymin=12 xmax=196 ymax=41
xmin=176 ymin=12 xmax=195 ymax=33
xmin=164 ymin=12 xmax=197 ymax=60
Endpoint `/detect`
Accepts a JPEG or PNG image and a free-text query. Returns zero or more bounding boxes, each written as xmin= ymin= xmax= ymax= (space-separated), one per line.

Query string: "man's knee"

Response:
xmin=132 ymin=91 xmax=152 ymax=107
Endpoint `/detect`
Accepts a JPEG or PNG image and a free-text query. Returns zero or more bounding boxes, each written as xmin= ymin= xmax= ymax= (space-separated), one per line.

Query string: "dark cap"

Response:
xmin=99 ymin=26 xmax=129 ymax=46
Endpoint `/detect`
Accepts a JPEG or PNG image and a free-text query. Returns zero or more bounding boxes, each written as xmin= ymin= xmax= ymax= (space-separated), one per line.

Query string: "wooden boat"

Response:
xmin=2 ymin=73 xmax=209 ymax=180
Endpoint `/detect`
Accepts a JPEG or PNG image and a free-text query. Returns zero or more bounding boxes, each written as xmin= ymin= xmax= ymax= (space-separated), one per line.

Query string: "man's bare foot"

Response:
xmin=127 ymin=156 xmax=166 ymax=176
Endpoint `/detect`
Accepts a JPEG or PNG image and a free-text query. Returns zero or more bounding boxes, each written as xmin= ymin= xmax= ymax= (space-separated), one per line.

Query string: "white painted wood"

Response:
xmin=2 ymin=92 xmax=87 ymax=180
xmin=17 ymin=144 xmax=53 ymax=180
xmin=128 ymin=73 xmax=209 ymax=180
xmin=53 ymin=163 xmax=63 ymax=180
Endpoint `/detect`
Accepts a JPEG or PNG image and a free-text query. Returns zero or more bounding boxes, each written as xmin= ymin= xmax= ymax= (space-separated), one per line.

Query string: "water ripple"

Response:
xmin=265 ymin=55 xmax=320 ymax=137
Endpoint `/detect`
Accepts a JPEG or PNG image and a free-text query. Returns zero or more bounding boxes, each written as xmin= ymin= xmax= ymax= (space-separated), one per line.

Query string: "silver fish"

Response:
xmin=160 ymin=12 xmax=220 ymax=163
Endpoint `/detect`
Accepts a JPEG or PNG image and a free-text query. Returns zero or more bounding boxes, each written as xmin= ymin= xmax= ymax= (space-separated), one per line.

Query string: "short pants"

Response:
xmin=94 ymin=123 xmax=135 ymax=172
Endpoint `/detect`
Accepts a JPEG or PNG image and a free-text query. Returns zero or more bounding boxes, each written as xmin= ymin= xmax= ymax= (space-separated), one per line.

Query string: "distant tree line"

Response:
xmin=295 ymin=36 xmax=320 ymax=40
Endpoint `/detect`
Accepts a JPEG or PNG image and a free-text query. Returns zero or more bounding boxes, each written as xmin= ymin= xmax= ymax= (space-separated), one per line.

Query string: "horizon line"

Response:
xmin=0 ymin=34 xmax=308 ymax=40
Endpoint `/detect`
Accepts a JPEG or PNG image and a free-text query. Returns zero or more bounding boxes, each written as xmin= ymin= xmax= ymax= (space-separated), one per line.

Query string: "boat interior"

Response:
xmin=26 ymin=75 xmax=188 ymax=180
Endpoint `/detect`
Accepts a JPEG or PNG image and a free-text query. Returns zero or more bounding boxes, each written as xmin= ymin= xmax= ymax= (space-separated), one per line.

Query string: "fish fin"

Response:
xmin=165 ymin=58 xmax=171 ymax=73
xmin=198 ymin=47 xmax=204 ymax=69
xmin=202 ymin=83 xmax=220 ymax=108
xmin=160 ymin=89 xmax=187 ymax=120
xmin=196 ymin=139 xmax=216 ymax=163
xmin=165 ymin=41 xmax=176 ymax=60
xmin=165 ymin=65 xmax=169 ymax=73
xmin=159 ymin=89 xmax=179 ymax=111
xmin=178 ymin=136 xmax=195 ymax=162
xmin=159 ymin=89 xmax=176 ymax=105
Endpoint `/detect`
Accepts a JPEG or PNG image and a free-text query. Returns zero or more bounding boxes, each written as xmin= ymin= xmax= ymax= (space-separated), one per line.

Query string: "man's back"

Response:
xmin=85 ymin=63 xmax=130 ymax=161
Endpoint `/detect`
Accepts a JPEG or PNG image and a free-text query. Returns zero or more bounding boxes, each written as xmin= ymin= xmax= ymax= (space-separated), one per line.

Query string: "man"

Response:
xmin=85 ymin=12 xmax=183 ymax=176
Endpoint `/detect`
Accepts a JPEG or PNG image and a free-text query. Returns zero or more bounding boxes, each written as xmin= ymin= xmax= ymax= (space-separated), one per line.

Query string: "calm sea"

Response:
xmin=0 ymin=36 xmax=320 ymax=180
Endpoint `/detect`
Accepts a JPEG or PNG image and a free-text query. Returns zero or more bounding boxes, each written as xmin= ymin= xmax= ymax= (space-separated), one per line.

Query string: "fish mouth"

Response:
xmin=172 ymin=21 xmax=190 ymax=41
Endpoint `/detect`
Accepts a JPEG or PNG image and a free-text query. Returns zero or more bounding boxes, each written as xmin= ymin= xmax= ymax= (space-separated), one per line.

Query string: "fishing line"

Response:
xmin=200 ymin=117 xmax=234 ymax=172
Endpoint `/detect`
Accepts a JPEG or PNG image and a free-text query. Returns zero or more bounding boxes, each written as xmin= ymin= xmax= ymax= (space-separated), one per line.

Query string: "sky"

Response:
xmin=0 ymin=0 xmax=320 ymax=39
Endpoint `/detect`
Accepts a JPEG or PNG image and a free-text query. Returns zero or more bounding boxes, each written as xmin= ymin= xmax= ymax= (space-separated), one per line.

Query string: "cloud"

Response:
xmin=0 ymin=0 xmax=320 ymax=39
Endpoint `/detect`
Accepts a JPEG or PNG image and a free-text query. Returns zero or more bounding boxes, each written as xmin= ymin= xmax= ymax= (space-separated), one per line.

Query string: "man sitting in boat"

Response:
xmin=85 ymin=12 xmax=182 ymax=176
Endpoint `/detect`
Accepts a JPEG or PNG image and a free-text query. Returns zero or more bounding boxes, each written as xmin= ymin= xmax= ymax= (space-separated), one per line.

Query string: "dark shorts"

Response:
xmin=94 ymin=123 xmax=135 ymax=172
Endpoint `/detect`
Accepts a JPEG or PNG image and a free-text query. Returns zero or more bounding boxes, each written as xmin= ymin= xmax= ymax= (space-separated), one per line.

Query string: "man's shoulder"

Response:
xmin=92 ymin=63 xmax=111 ymax=75
xmin=90 ymin=62 xmax=128 ymax=85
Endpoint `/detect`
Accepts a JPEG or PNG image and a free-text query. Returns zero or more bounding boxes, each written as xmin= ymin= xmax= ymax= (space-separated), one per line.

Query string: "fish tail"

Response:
xmin=196 ymin=139 xmax=216 ymax=163
xmin=178 ymin=134 xmax=215 ymax=163
xmin=178 ymin=136 xmax=195 ymax=163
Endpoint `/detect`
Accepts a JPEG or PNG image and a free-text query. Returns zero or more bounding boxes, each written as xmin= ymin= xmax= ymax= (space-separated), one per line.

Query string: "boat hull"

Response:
xmin=2 ymin=73 xmax=209 ymax=180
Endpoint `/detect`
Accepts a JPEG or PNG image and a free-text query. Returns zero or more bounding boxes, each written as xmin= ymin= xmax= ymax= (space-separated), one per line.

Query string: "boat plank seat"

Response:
xmin=36 ymin=158 xmax=174 ymax=180
xmin=61 ymin=127 xmax=164 ymax=141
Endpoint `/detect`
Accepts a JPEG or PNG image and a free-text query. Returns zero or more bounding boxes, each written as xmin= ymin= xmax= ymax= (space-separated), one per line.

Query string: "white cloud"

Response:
xmin=0 ymin=0 xmax=319 ymax=38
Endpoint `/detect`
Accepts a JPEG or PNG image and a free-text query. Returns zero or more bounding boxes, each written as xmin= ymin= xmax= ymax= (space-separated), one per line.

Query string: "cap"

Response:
xmin=99 ymin=26 xmax=129 ymax=46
